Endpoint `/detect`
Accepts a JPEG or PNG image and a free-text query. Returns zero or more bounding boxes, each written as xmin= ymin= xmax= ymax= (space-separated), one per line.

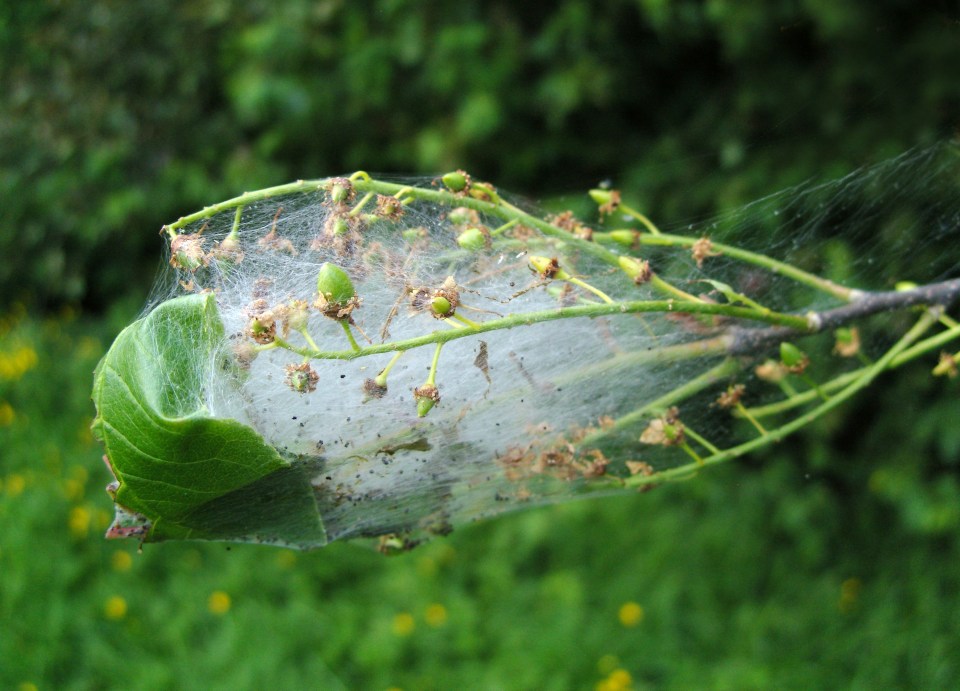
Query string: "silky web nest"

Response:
xmin=92 ymin=148 xmax=960 ymax=552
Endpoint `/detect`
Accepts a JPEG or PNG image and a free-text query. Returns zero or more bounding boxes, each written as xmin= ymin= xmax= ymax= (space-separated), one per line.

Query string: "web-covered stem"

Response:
xmin=98 ymin=145 xmax=960 ymax=550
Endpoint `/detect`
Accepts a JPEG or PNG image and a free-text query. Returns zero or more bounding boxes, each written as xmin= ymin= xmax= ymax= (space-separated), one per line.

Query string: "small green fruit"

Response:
xmin=457 ymin=227 xmax=486 ymax=251
xmin=316 ymin=263 xmax=356 ymax=305
xmin=414 ymin=384 xmax=440 ymax=417
xmin=442 ymin=171 xmax=469 ymax=192
xmin=779 ymin=342 xmax=809 ymax=372
xmin=589 ymin=189 xmax=614 ymax=206
xmin=431 ymin=295 xmax=453 ymax=318
xmin=448 ymin=207 xmax=473 ymax=225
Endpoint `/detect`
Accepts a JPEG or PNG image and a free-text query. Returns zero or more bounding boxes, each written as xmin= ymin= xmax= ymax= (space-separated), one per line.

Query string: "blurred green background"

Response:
xmin=2 ymin=1 xmax=959 ymax=688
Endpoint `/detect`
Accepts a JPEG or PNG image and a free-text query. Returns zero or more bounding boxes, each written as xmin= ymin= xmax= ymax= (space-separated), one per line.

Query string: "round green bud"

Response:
xmin=779 ymin=342 xmax=808 ymax=369
xmin=442 ymin=171 xmax=468 ymax=192
xmin=329 ymin=180 xmax=353 ymax=204
xmin=316 ymin=263 xmax=356 ymax=305
xmin=431 ymin=295 xmax=453 ymax=318
xmin=457 ymin=227 xmax=487 ymax=251
xmin=448 ymin=207 xmax=473 ymax=225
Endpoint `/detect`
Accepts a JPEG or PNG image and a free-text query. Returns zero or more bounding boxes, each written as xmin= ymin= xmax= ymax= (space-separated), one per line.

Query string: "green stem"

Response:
xmin=619 ymin=309 xmax=940 ymax=489
xmin=272 ymin=300 xmax=809 ymax=362
xmin=375 ymin=351 xmax=404 ymax=387
xmin=683 ymin=425 xmax=721 ymax=455
xmin=298 ymin=327 xmax=320 ymax=352
xmin=349 ymin=192 xmax=374 ymax=217
xmin=800 ymin=373 xmax=830 ymax=401
xmin=618 ymin=202 xmax=662 ymax=236
xmin=735 ymin=402 xmax=767 ymax=435
xmin=679 ymin=442 xmax=704 ymax=466
xmin=451 ymin=313 xmax=482 ymax=328
xmin=229 ymin=205 xmax=243 ymax=239
xmin=490 ymin=219 xmax=519 ymax=237
xmin=566 ymin=277 xmax=614 ymax=304
xmin=426 ymin=342 xmax=444 ymax=386
xmin=340 ymin=321 xmax=361 ymax=352
xmin=746 ymin=320 xmax=960 ymax=418
xmin=579 ymin=358 xmax=740 ymax=448
xmin=638 ymin=232 xmax=855 ymax=302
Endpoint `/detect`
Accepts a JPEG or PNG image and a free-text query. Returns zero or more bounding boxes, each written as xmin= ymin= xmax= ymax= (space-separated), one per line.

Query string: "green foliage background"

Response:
xmin=1 ymin=1 xmax=959 ymax=688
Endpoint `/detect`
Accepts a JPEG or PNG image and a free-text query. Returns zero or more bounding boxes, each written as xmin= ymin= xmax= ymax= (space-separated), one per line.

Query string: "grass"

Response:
xmin=1 ymin=305 xmax=958 ymax=690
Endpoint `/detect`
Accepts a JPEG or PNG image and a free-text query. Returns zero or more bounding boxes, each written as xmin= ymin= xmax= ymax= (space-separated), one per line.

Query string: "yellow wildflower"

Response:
xmin=69 ymin=506 xmax=91 ymax=539
xmin=618 ymin=601 xmax=644 ymax=627
xmin=104 ymin=595 xmax=128 ymax=620
xmin=0 ymin=401 xmax=14 ymax=426
xmin=596 ymin=668 xmax=633 ymax=691
xmin=424 ymin=603 xmax=448 ymax=627
xmin=111 ymin=550 xmax=133 ymax=572
xmin=6 ymin=473 xmax=25 ymax=497
xmin=392 ymin=612 xmax=415 ymax=636
xmin=208 ymin=590 xmax=232 ymax=615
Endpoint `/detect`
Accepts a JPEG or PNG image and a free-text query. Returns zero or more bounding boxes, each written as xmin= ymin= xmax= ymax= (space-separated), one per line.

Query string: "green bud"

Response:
xmin=609 ymin=230 xmax=638 ymax=247
xmin=285 ymin=363 xmax=319 ymax=394
xmin=316 ymin=263 xmax=356 ymax=305
xmin=895 ymin=281 xmax=918 ymax=292
xmin=529 ymin=256 xmax=564 ymax=279
xmin=414 ymin=384 xmax=440 ymax=417
xmin=468 ymin=182 xmax=497 ymax=202
xmin=328 ymin=178 xmax=354 ymax=204
xmin=330 ymin=217 xmax=350 ymax=236
xmin=218 ymin=233 xmax=241 ymax=254
xmin=431 ymin=295 xmax=453 ymax=318
xmin=779 ymin=342 xmax=809 ymax=372
xmin=457 ymin=227 xmax=486 ymax=251
xmin=402 ymin=227 xmax=426 ymax=243
xmin=589 ymin=189 xmax=614 ymax=206
xmin=617 ymin=256 xmax=651 ymax=284
xmin=442 ymin=171 xmax=468 ymax=192
xmin=169 ymin=232 xmax=207 ymax=271
xmin=933 ymin=352 xmax=958 ymax=378
xmin=286 ymin=300 xmax=310 ymax=331
xmin=448 ymin=207 xmax=473 ymax=225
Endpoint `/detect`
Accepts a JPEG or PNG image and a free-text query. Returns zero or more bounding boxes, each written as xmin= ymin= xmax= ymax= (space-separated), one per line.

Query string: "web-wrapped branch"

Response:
xmin=95 ymin=145 xmax=960 ymax=551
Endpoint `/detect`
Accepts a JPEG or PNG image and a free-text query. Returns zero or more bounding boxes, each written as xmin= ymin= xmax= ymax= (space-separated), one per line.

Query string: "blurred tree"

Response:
xmin=3 ymin=0 xmax=959 ymax=497
xmin=2 ymin=0 xmax=957 ymax=309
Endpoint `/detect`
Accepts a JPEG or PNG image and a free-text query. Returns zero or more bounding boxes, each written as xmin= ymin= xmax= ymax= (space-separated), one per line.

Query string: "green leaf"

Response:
xmin=92 ymin=293 xmax=326 ymax=548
